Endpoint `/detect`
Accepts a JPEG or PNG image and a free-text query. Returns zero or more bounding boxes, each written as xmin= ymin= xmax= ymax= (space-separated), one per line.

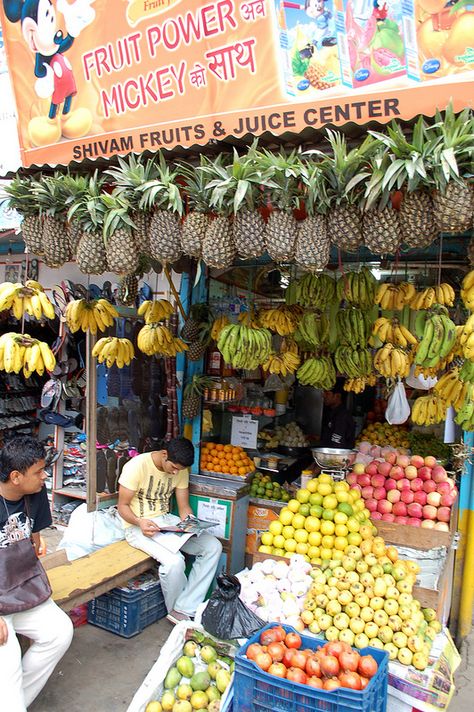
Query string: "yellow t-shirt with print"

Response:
xmin=118 ymin=452 xmax=189 ymax=527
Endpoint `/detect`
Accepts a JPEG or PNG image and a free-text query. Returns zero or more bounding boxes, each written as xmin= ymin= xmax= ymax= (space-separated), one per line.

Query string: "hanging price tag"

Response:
xmin=230 ymin=415 xmax=258 ymax=449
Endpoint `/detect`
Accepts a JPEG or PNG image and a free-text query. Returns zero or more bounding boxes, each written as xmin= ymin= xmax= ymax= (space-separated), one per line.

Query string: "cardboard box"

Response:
xmin=246 ymin=499 xmax=285 ymax=554
xmin=335 ymin=0 xmax=407 ymax=87
xmin=274 ymin=0 xmax=341 ymax=98
xmin=402 ymin=0 xmax=474 ymax=82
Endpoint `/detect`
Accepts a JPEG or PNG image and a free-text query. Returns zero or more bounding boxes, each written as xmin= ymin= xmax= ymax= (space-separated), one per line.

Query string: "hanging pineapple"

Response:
xmin=367 ymin=117 xmax=438 ymax=248
xmin=179 ymin=158 xmax=212 ymax=258
xmin=320 ymin=132 xmax=376 ymax=253
xmin=362 ymin=152 xmax=401 ymax=255
xmin=430 ymin=106 xmax=474 ymax=234
xmin=182 ymin=375 xmax=213 ymax=419
xmin=295 ymin=162 xmax=330 ymax=272
xmin=101 ymin=193 xmax=140 ymax=275
xmin=197 ymin=155 xmax=236 ymax=269
xmin=181 ymin=303 xmax=211 ymax=341
xmin=67 ymin=172 xmax=108 ymax=275
xmin=259 ymin=148 xmax=302 ymax=263
xmin=139 ymin=152 xmax=183 ymax=265
xmin=5 ymin=175 xmax=44 ymax=256
xmin=32 ymin=173 xmax=71 ymax=267
xmin=105 ymin=154 xmax=156 ymax=255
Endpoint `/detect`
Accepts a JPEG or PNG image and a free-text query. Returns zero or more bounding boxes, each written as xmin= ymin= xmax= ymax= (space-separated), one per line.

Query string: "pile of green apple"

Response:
xmin=301 ymin=535 xmax=441 ymax=671
xmin=145 ymin=641 xmax=232 ymax=712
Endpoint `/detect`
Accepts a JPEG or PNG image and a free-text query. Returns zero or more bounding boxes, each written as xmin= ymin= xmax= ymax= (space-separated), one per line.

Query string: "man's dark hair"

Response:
xmin=333 ymin=379 xmax=346 ymax=397
xmin=165 ymin=437 xmax=194 ymax=468
xmin=0 ymin=436 xmax=45 ymax=482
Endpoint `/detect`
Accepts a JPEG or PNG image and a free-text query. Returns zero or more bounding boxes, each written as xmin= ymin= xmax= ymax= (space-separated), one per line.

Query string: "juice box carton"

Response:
xmin=402 ymin=0 xmax=474 ymax=81
xmin=335 ymin=0 xmax=407 ymax=87
xmin=274 ymin=0 xmax=341 ymax=97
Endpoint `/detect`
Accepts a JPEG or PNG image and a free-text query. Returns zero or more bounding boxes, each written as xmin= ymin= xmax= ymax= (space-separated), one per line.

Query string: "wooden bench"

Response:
xmin=44 ymin=540 xmax=154 ymax=612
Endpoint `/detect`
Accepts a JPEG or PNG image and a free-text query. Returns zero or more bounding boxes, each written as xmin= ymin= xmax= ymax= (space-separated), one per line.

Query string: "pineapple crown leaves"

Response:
xmin=184 ymin=374 xmax=213 ymax=397
xmin=4 ymin=174 xmax=41 ymax=217
xmin=188 ymin=302 xmax=214 ymax=325
xmin=32 ymin=172 xmax=69 ymax=218
xmin=361 ymin=150 xmax=394 ymax=211
xmin=299 ymin=162 xmax=329 ymax=216
xmin=179 ymin=157 xmax=215 ymax=214
xmin=101 ymin=193 xmax=136 ymax=241
xmin=138 ymin=152 xmax=184 ymax=216
xmin=67 ymin=171 xmax=107 ymax=233
xmin=367 ymin=117 xmax=433 ymax=194
xmin=104 ymin=154 xmax=158 ymax=210
xmin=256 ymin=148 xmax=305 ymax=211
xmin=203 ymin=146 xmax=264 ymax=215
xmin=429 ymin=105 xmax=474 ymax=190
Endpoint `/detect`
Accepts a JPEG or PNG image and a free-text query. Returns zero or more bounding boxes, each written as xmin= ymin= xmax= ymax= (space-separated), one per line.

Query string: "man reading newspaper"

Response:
xmin=118 ymin=437 xmax=222 ymax=624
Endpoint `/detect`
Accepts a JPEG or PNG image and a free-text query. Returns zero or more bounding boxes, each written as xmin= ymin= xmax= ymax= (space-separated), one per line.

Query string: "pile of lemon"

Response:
xmin=259 ymin=474 xmax=374 ymax=565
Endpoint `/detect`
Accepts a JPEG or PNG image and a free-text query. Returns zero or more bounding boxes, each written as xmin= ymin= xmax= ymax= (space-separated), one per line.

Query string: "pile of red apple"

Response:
xmin=246 ymin=626 xmax=379 ymax=691
xmin=347 ymin=453 xmax=457 ymax=531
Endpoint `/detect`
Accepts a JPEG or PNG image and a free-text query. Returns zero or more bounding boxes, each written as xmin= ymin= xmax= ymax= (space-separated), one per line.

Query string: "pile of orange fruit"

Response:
xmin=200 ymin=442 xmax=256 ymax=477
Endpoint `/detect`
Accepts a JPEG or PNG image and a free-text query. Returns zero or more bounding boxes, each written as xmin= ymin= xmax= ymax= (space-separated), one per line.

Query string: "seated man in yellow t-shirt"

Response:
xmin=118 ymin=437 xmax=222 ymax=624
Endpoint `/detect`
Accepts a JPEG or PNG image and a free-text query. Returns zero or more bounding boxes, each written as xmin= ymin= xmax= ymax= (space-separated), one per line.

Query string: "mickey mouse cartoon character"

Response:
xmin=2 ymin=0 xmax=95 ymax=145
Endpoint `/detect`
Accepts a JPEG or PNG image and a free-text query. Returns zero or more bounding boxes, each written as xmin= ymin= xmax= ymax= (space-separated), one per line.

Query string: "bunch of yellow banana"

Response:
xmin=411 ymin=394 xmax=447 ymax=426
xmin=372 ymin=317 xmax=418 ymax=347
xmin=137 ymin=299 xmax=174 ymax=324
xmin=137 ymin=324 xmax=188 ymax=357
xmin=434 ymin=368 xmax=469 ymax=410
xmin=375 ymin=282 xmax=416 ymax=310
xmin=0 ymin=280 xmax=55 ymax=321
xmin=92 ymin=337 xmax=135 ymax=368
xmin=65 ymin=298 xmax=118 ymax=334
xmin=374 ymin=343 xmax=412 ymax=378
xmin=238 ymin=311 xmax=260 ymax=328
xmin=0 ymin=333 xmax=56 ymax=377
xmin=460 ymin=314 xmax=474 ymax=360
xmin=461 ymin=270 xmax=474 ymax=311
xmin=411 ymin=284 xmax=455 ymax=310
xmin=211 ymin=315 xmax=230 ymax=341
xmin=344 ymin=375 xmax=377 ymax=394
xmin=263 ymin=350 xmax=300 ymax=377
xmin=258 ymin=306 xmax=300 ymax=336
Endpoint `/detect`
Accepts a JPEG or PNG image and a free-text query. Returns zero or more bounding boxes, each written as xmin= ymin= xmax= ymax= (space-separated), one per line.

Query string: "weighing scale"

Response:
xmin=311 ymin=447 xmax=357 ymax=482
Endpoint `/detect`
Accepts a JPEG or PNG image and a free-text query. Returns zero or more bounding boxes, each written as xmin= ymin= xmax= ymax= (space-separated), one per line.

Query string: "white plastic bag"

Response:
xmin=385 ymin=381 xmax=411 ymax=425
xmin=406 ymin=364 xmax=437 ymax=390
xmin=57 ymin=504 xmax=125 ymax=560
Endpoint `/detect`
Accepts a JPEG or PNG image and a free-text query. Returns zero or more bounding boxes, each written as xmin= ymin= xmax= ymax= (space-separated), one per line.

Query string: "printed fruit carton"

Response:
xmin=335 ymin=0 xmax=407 ymax=87
xmin=402 ymin=0 xmax=474 ymax=81
xmin=274 ymin=0 xmax=341 ymax=97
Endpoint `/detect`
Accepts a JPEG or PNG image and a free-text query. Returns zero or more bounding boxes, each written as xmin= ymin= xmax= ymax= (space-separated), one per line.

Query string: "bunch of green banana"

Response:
xmin=336 ymin=267 xmax=377 ymax=308
xmin=460 ymin=360 xmax=474 ymax=383
xmin=344 ymin=375 xmax=377 ymax=394
xmin=410 ymin=285 xmax=455 ymax=310
xmin=0 ymin=280 xmax=55 ymax=321
xmin=137 ymin=299 xmax=174 ymax=324
xmin=461 ymin=270 xmax=474 ymax=312
xmin=258 ymin=306 xmax=301 ymax=336
xmin=434 ymin=368 xmax=469 ymax=410
xmin=455 ymin=386 xmax=474 ymax=431
xmin=297 ymin=355 xmax=336 ymax=389
xmin=292 ymin=273 xmax=336 ymax=309
xmin=415 ymin=310 xmax=457 ymax=369
xmin=92 ymin=337 xmax=135 ymax=368
xmin=295 ymin=312 xmax=329 ymax=349
xmin=0 ymin=332 xmax=56 ymax=378
xmin=372 ymin=317 xmax=418 ymax=347
xmin=412 ymin=394 xmax=448 ymax=426
xmin=334 ymin=346 xmax=372 ymax=377
xmin=65 ymin=298 xmax=118 ymax=334
xmin=217 ymin=324 xmax=272 ymax=370
xmin=376 ymin=282 xmax=416 ymax=310
xmin=336 ymin=309 xmax=372 ymax=346
xmin=137 ymin=324 xmax=188 ymax=357
xmin=374 ymin=344 xmax=412 ymax=379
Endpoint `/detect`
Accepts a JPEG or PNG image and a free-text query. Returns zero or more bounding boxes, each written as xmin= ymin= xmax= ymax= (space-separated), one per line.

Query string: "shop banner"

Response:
xmin=0 ymin=23 xmax=21 ymax=173
xmin=0 ymin=0 xmax=472 ymax=168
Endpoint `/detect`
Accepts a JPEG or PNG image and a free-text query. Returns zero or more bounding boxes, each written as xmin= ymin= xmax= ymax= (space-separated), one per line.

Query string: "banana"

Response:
xmin=12 ymin=295 xmax=23 ymax=321
xmin=138 ymin=300 xmax=152 ymax=317
xmin=37 ymin=290 xmax=55 ymax=319
xmin=38 ymin=341 xmax=56 ymax=372
xmin=30 ymin=293 xmax=43 ymax=320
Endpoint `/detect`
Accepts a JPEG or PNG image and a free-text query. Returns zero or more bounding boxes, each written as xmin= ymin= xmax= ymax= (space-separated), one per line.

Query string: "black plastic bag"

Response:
xmin=201 ymin=573 xmax=265 ymax=640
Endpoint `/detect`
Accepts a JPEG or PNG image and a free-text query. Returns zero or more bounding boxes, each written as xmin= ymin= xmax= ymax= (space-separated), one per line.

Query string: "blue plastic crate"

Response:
xmin=234 ymin=623 xmax=388 ymax=712
xmin=87 ymin=579 xmax=167 ymax=638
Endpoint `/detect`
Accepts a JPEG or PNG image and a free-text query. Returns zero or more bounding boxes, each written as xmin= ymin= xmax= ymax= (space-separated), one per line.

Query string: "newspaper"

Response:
xmin=152 ymin=515 xmax=218 ymax=554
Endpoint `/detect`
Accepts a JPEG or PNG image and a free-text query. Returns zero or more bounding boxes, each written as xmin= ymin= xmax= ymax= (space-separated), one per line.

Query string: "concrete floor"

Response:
xmin=27 ymin=527 xmax=474 ymax=711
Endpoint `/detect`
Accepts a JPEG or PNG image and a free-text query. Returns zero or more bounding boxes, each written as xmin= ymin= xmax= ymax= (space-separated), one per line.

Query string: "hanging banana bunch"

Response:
xmin=344 ymin=375 xmax=377 ymax=394
xmin=211 ymin=315 xmax=230 ymax=341
xmin=415 ymin=309 xmax=457 ymax=370
xmin=65 ymin=299 xmax=118 ymax=334
xmin=374 ymin=344 xmax=413 ymax=379
xmin=375 ymin=282 xmax=416 ymax=310
xmin=92 ymin=338 xmax=135 ymax=368
xmin=336 ymin=267 xmax=377 ymax=308
xmin=137 ymin=324 xmax=188 ymax=357
xmin=0 ymin=280 xmax=55 ymax=321
xmin=372 ymin=317 xmax=418 ymax=347
xmin=258 ymin=305 xmax=301 ymax=336
xmin=263 ymin=349 xmax=300 ymax=377
xmin=412 ymin=394 xmax=448 ymax=426
xmin=0 ymin=333 xmax=56 ymax=377
xmin=297 ymin=355 xmax=336 ymax=389
xmin=434 ymin=368 xmax=469 ymax=410
xmin=138 ymin=299 xmax=174 ymax=324
xmin=217 ymin=323 xmax=272 ymax=370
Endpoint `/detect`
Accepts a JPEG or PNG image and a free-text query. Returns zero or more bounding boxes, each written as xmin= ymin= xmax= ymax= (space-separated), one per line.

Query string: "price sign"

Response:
xmin=230 ymin=415 xmax=258 ymax=450
xmin=196 ymin=499 xmax=228 ymax=539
